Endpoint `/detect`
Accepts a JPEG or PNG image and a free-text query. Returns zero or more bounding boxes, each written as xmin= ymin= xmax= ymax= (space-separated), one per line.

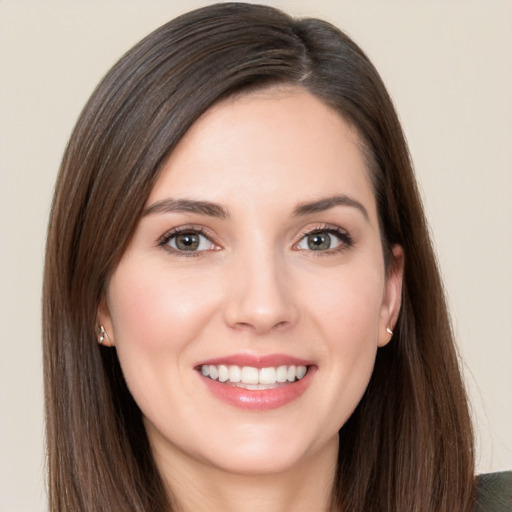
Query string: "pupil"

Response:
xmin=308 ymin=233 xmax=330 ymax=251
xmin=176 ymin=233 xmax=199 ymax=251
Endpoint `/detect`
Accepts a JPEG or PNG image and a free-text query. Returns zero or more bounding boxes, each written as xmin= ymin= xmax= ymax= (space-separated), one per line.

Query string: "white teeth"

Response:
xmin=296 ymin=366 xmax=307 ymax=379
xmin=276 ymin=365 xmax=288 ymax=383
xmin=209 ymin=365 xmax=218 ymax=381
xmin=259 ymin=367 xmax=276 ymax=385
xmin=241 ymin=366 xmax=259 ymax=384
xmin=218 ymin=365 xmax=229 ymax=382
xmin=200 ymin=364 xmax=308 ymax=385
xmin=235 ymin=383 xmax=279 ymax=390
xmin=228 ymin=365 xmax=241 ymax=383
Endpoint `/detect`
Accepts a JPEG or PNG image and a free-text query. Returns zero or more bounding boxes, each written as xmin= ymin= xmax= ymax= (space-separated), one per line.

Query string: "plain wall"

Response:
xmin=1 ymin=1 xmax=511 ymax=510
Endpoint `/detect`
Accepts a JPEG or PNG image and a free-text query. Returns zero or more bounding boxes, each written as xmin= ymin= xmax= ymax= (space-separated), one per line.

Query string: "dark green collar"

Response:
xmin=475 ymin=471 xmax=512 ymax=512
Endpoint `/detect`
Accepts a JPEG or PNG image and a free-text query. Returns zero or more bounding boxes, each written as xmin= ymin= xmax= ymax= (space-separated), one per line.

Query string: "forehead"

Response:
xmin=147 ymin=86 xmax=377 ymax=222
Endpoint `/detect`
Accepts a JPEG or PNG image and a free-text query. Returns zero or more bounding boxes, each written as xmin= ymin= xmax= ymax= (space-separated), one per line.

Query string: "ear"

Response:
xmin=378 ymin=244 xmax=404 ymax=347
xmin=97 ymin=294 xmax=116 ymax=347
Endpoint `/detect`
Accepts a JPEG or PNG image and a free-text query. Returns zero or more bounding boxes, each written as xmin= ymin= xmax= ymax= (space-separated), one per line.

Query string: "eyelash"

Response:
xmin=295 ymin=224 xmax=354 ymax=255
xmin=157 ymin=223 xmax=354 ymax=257
xmin=157 ymin=226 xmax=216 ymax=258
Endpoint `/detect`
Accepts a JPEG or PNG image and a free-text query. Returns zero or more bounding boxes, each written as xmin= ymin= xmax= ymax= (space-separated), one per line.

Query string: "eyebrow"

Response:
xmin=293 ymin=194 xmax=369 ymax=221
xmin=143 ymin=198 xmax=229 ymax=219
xmin=143 ymin=194 xmax=369 ymax=221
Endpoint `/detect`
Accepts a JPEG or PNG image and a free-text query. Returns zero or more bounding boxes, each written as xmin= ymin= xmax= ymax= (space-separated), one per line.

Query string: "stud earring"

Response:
xmin=98 ymin=325 xmax=112 ymax=346
xmin=386 ymin=327 xmax=393 ymax=336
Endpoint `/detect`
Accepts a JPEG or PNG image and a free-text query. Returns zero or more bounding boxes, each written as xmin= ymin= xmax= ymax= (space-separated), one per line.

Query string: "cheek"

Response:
xmin=300 ymin=260 xmax=385 ymax=422
xmin=108 ymin=261 xmax=219 ymax=349
xmin=304 ymin=258 xmax=385 ymax=344
xmin=105 ymin=261 xmax=221 ymax=404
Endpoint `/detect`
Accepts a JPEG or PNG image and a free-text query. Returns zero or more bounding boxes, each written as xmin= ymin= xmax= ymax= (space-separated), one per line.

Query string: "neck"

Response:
xmin=153 ymin=436 xmax=339 ymax=512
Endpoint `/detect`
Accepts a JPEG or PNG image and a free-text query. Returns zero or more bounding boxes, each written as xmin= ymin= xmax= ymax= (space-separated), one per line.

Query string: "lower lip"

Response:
xmin=199 ymin=368 xmax=315 ymax=411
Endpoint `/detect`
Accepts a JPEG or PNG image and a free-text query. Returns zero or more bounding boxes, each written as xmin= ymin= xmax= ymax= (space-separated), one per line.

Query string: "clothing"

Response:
xmin=475 ymin=471 xmax=512 ymax=512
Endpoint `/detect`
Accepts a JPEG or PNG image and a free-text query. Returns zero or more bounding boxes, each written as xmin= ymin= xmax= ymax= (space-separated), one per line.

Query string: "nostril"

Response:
xmin=230 ymin=319 xmax=292 ymax=333
xmin=231 ymin=321 xmax=255 ymax=332
xmin=273 ymin=320 xmax=291 ymax=331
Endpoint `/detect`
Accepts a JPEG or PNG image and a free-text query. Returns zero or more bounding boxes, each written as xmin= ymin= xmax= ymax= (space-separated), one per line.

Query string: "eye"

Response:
xmin=159 ymin=228 xmax=217 ymax=253
xmin=295 ymin=227 xmax=353 ymax=252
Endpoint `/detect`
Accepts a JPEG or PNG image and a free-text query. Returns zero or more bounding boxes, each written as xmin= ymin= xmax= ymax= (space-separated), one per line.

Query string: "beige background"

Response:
xmin=1 ymin=1 xmax=511 ymax=510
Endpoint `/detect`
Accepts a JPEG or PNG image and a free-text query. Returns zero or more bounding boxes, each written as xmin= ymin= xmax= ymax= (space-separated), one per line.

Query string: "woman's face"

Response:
xmin=100 ymin=87 xmax=403 ymax=477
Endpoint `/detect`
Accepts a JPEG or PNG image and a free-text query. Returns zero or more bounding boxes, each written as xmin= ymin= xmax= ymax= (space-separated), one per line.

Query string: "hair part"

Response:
xmin=43 ymin=3 xmax=474 ymax=511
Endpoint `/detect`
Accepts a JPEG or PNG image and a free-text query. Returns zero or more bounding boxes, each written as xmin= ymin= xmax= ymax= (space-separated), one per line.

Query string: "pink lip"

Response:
xmin=196 ymin=353 xmax=313 ymax=368
xmin=196 ymin=354 xmax=316 ymax=411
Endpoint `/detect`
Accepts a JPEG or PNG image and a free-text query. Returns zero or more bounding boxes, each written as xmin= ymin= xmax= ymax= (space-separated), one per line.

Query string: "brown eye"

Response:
xmin=163 ymin=230 xmax=214 ymax=252
xmin=175 ymin=233 xmax=200 ymax=251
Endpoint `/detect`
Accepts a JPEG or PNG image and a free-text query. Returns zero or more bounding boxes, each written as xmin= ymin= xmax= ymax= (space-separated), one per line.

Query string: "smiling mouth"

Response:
xmin=198 ymin=364 xmax=309 ymax=390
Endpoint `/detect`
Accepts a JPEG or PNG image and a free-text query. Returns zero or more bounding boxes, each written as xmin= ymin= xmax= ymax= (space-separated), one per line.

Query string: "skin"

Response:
xmin=99 ymin=87 xmax=403 ymax=512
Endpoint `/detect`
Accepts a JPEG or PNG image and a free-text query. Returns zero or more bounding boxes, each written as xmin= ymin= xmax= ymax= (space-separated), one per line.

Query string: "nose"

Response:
xmin=223 ymin=250 xmax=298 ymax=334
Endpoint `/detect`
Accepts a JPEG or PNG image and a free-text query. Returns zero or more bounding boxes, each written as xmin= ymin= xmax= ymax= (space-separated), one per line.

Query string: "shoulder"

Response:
xmin=475 ymin=471 xmax=512 ymax=512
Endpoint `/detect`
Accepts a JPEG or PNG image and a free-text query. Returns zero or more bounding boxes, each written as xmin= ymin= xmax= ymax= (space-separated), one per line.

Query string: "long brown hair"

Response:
xmin=43 ymin=3 xmax=474 ymax=511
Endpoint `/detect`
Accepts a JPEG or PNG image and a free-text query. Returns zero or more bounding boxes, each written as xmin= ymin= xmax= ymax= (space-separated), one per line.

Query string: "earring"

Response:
xmin=386 ymin=327 xmax=393 ymax=336
xmin=98 ymin=325 xmax=112 ymax=346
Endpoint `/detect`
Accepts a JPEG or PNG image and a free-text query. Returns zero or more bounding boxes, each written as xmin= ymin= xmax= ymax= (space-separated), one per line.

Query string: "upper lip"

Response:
xmin=196 ymin=353 xmax=314 ymax=368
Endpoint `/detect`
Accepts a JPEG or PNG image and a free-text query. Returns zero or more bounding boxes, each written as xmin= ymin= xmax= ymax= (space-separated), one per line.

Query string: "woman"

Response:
xmin=42 ymin=3 xmax=508 ymax=511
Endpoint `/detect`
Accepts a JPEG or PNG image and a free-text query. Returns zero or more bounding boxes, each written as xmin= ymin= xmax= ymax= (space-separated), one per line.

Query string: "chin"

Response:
xmin=205 ymin=444 xmax=314 ymax=476
xmin=194 ymin=425 xmax=338 ymax=477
